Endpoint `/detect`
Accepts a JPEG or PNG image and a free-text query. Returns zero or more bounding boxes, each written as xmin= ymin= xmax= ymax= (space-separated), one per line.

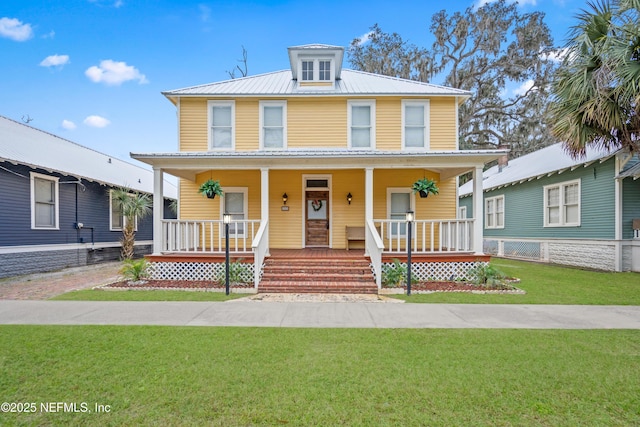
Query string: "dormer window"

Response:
xmin=299 ymin=59 xmax=332 ymax=82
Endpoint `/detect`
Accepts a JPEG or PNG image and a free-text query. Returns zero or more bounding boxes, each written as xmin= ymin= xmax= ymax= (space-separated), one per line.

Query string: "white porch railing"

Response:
xmin=366 ymin=219 xmax=385 ymax=288
xmin=251 ymin=220 xmax=269 ymax=288
xmin=161 ymin=219 xmax=261 ymax=253
xmin=373 ymin=219 xmax=475 ymax=253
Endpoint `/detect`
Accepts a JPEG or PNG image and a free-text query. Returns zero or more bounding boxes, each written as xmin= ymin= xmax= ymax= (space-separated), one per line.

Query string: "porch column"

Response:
xmin=364 ymin=167 xmax=374 ymax=255
xmin=472 ymin=166 xmax=484 ymax=255
xmin=261 ymin=167 xmax=270 ymax=256
xmin=152 ymin=166 xmax=164 ymax=255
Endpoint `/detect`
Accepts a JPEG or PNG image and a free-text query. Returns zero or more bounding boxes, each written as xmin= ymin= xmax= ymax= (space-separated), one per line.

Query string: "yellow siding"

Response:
xmin=287 ymin=98 xmax=347 ymax=148
xmin=430 ymin=98 xmax=457 ymax=150
xmin=179 ymin=98 xmax=208 ymax=152
xmin=269 ymin=171 xmax=303 ymax=248
xmin=177 ymin=95 xmax=458 ymax=152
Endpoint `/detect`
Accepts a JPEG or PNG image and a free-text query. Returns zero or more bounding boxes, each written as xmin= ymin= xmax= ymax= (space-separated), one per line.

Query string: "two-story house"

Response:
xmin=132 ymin=44 xmax=505 ymax=292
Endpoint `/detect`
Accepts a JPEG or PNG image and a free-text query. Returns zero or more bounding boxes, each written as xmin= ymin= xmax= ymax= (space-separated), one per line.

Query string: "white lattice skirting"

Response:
xmin=149 ymin=261 xmax=257 ymax=282
xmin=379 ymin=260 xmax=488 ymax=282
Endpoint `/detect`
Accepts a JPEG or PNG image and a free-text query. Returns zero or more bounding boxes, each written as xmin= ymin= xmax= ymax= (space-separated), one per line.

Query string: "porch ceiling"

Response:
xmin=131 ymin=149 xmax=507 ymax=181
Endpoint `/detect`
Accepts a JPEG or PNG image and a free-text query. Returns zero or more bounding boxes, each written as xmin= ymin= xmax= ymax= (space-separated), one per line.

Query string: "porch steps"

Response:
xmin=259 ymin=256 xmax=377 ymax=294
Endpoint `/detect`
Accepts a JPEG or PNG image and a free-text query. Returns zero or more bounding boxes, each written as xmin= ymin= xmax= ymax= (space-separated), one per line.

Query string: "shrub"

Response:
xmin=216 ymin=259 xmax=251 ymax=284
xmin=468 ymin=263 xmax=508 ymax=288
xmin=120 ymin=258 xmax=150 ymax=283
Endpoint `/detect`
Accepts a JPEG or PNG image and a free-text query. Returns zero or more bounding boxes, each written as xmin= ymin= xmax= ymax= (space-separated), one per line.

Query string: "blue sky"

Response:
xmin=1 ymin=0 xmax=585 ymax=166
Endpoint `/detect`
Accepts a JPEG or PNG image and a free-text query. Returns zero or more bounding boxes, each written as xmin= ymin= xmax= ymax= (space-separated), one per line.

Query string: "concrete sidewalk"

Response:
xmin=1 ymin=300 xmax=640 ymax=328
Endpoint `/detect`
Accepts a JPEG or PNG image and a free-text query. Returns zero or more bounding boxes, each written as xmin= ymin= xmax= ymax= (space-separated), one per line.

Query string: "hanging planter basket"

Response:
xmin=198 ymin=179 xmax=223 ymax=199
xmin=412 ymin=178 xmax=439 ymax=198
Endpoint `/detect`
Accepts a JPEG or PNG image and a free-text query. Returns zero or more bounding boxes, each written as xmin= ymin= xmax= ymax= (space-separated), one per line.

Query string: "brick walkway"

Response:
xmin=0 ymin=262 xmax=121 ymax=300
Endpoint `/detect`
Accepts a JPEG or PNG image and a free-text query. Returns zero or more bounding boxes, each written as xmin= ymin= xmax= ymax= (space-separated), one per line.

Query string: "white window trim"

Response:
xmin=543 ymin=179 xmax=581 ymax=227
xmin=401 ymin=99 xmax=430 ymax=150
xmin=458 ymin=206 xmax=467 ymax=219
xmin=30 ymin=172 xmax=59 ymax=230
xmin=207 ymin=100 xmax=235 ymax=151
xmin=109 ymin=190 xmax=139 ymax=232
xmin=259 ymin=100 xmax=287 ymax=150
xmin=386 ymin=187 xmax=415 ymax=239
xmin=298 ymin=58 xmax=334 ymax=82
xmin=221 ymin=187 xmax=248 ymax=237
xmin=485 ymin=195 xmax=505 ymax=229
xmin=347 ymin=100 xmax=376 ymax=149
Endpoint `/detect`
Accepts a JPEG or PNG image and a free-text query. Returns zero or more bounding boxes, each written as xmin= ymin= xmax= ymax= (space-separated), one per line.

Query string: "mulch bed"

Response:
xmin=101 ymin=280 xmax=523 ymax=294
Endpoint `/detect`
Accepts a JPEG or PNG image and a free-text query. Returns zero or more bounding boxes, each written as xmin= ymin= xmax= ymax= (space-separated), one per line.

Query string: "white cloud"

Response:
xmin=199 ymin=4 xmax=211 ymax=22
xmin=474 ymin=0 xmax=536 ymax=8
xmin=39 ymin=54 xmax=70 ymax=68
xmin=356 ymin=31 xmax=374 ymax=46
xmin=88 ymin=0 xmax=124 ymax=7
xmin=542 ymin=47 xmax=570 ymax=63
xmin=0 ymin=17 xmax=34 ymax=41
xmin=83 ymin=115 xmax=111 ymax=128
xmin=85 ymin=59 xmax=148 ymax=86
xmin=513 ymin=79 xmax=535 ymax=96
xmin=61 ymin=120 xmax=77 ymax=130
xmin=43 ymin=30 xmax=55 ymax=39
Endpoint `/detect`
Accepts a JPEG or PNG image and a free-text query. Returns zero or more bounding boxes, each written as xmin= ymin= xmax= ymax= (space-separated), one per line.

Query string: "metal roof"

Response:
xmin=459 ymin=143 xmax=621 ymax=197
xmin=162 ymin=69 xmax=471 ymax=99
xmin=0 ymin=115 xmax=177 ymax=199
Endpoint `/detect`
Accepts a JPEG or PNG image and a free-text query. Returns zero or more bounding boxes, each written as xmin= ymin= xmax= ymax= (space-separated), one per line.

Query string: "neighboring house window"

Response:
xmin=387 ymin=188 xmax=414 ymax=238
xmin=223 ymin=188 xmax=248 ymax=236
xmin=301 ymin=61 xmax=314 ymax=81
xmin=458 ymin=206 xmax=467 ymax=219
xmin=485 ymin=195 xmax=505 ymax=229
xmin=348 ymin=100 xmax=375 ymax=149
xmin=544 ymin=179 xmax=581 ymax=227
xmin=110 ymin=191 xmax=138 ymax=231
xmin=402 ymin=100 xmax=430 ymax=150
xmin=31 ymin=172 xmax=59 ymax=229
xmin=208 ymin=101 xmax=235 ymax=150
xmin=260 ymin=101 xmax=287 ymax=149
xmin=319 ymin=60 xmax=331 ymax=80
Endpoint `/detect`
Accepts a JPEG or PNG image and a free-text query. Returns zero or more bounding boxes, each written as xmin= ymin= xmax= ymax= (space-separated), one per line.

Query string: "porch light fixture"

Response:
xmin=406 ymin=210 xmax=414 ymax=296
xmin=282 ymin=193 xmax=288 ymax=205
xmin=223 ymin=213 xmax=231 ymax=295
xmin=347 ymin=192 xmax=353 ymax=205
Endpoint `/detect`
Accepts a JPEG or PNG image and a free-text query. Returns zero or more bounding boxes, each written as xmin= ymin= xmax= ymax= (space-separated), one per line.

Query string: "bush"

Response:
xmin=382 ymin=259 xmax=407 ymax=288
xmin=468 ymin=263 xmax=508 ymax=288
xmin=216 ymin=259 xmax=251 ymax=284
xmin=120 ymin=258 xmax=150 ymax=283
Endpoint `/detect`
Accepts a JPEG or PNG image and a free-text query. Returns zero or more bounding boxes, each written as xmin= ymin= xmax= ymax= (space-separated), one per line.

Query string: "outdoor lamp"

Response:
xmin=282 ymin=193 xmax=288 ymax=205
xmin=223 ymin=213 xmax=231 ymax=295
xmin=347 ymin=192 xmax=353 ymax=205
xmin=406 ymin=210 xmax=414 ymax=296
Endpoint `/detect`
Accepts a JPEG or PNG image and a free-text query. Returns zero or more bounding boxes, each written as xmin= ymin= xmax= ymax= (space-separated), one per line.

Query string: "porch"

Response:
xmin=147 ymin=219 xmax=489 ymax=292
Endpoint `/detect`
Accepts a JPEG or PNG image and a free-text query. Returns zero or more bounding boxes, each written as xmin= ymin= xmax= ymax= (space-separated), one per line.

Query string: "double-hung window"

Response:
xmin=485 ymin=195 xmax=505 ymax=229
xmin=223 ymin=188 xmax=248 ymax=237
xmin=544 ymin=179 xmax=580 ymax=227
xmin=31 ymin=172 xmax=59 ymax=229
xmin=348 ymin=100 xmax=375 ymax=148
xmin=402 ymin=100 xmax=430 ymax=150
xmin=260 ymin=101 xmax=286 ymax=149
xmin=300 ymin=59 xmax=332 ymax=82
xmin=208 ymin=101 xmax=234 ymax=150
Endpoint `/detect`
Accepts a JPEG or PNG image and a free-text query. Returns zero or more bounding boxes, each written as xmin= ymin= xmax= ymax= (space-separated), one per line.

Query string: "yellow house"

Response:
xmin=132 ymin=44 xmax=505 ymax=292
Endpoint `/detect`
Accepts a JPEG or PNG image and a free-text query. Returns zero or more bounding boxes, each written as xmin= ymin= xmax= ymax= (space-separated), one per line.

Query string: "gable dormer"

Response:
xmin=288 ymin=44 xmax=344 ymax=89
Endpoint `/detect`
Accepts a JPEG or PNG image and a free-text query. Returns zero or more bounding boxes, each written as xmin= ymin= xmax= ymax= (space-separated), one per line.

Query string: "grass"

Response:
xmin=394 ymin=258 xmax=640 ymax=305
xmin=0 ymin=326 xmax=638 ymax=426
xmin=51 ymin=289 xmax=247 ymax=302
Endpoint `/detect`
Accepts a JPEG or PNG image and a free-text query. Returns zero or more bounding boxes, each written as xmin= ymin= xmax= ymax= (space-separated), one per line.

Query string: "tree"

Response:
xmin=111 ymin=187 xmax=152 ymax=260
xmin=550 ymin=0 xmax=640 ymax=158
xmin=226 ymin=45 xmax=248 ymax=79
xmin=348 ymin=0 xmax=559 ymax=157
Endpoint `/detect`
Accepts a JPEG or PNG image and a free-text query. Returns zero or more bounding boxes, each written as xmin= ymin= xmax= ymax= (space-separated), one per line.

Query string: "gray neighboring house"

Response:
xmin=0 ymin=115 xmax=177 ymax=278
xmin=459 ymin=143 xmax=640 ymax=272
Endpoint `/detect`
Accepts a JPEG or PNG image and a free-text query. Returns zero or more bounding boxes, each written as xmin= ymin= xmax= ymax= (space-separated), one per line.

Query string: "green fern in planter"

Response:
xmin=412 ymin=178 xmax=439 ymax=198
xmin=198 ymin=179 xmax=223 ymax=199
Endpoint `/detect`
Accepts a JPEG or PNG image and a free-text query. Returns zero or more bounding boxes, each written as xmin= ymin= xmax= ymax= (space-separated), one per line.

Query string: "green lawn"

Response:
xmin=394 ymin=258 xmax=640 ymax=304
xmin=1 ymin=326 xmax=638 ymax=426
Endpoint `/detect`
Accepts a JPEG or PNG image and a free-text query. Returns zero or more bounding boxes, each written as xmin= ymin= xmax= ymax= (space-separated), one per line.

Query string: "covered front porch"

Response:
xmin=133 ymin=149 xmax=505 ymax=291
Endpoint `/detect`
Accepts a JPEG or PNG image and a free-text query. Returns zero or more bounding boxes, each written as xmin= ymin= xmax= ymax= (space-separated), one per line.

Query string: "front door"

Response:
xmin=305 ymin=190 xmax=329 ymax=246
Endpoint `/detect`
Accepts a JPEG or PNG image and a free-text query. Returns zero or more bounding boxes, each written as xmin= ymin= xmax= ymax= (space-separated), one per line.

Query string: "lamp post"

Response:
xmin=223 ymin=213 xmax=231 ymax=296
xmin=406 ymin=210 xmax=414 ymax=296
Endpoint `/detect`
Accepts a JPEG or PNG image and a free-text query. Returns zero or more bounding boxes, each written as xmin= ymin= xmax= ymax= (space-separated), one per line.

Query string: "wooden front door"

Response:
xmin=305 ymin=191 xmax=329 ymax=246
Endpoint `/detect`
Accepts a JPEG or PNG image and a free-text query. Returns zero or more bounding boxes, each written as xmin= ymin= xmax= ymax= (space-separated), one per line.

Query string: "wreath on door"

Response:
xmin=311 ymin=199 xmax=323 ymax=211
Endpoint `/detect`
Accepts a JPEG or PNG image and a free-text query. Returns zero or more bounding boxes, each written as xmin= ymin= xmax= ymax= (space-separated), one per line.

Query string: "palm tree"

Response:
xmin=111 ymin=187 xmax=152 ymax=260
xmin=550 ymin=0 xmax=640 ymax=158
